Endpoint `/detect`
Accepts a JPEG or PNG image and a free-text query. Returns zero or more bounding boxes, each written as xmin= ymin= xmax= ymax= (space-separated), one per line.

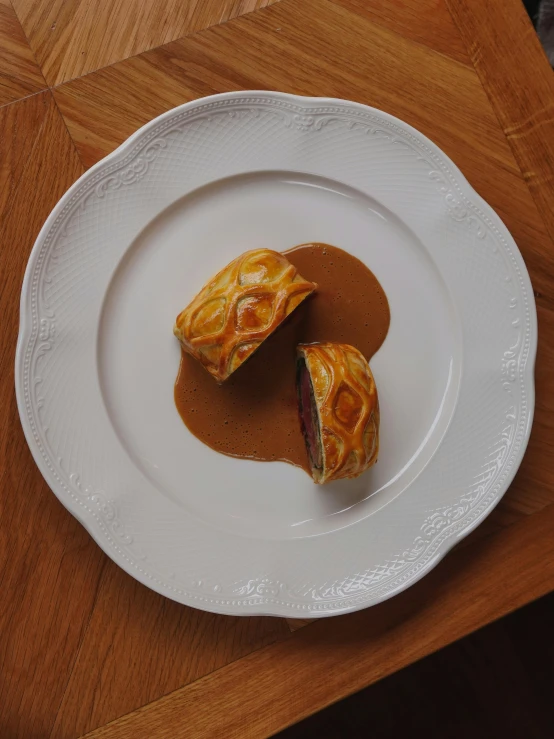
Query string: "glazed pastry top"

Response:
xmin=174 ymin=249 xmax=317 ymax=382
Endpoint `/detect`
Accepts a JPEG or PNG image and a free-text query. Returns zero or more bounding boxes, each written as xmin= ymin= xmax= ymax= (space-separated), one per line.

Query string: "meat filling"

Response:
xmin=297 ymin=359 xmax=323 ymax=472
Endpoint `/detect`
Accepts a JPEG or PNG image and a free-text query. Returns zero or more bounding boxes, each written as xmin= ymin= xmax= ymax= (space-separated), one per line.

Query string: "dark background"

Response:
xmin=275 ymin=591 xmax=554 ymax=738
xmin=524 ymin=0 xmax=541 ymax=24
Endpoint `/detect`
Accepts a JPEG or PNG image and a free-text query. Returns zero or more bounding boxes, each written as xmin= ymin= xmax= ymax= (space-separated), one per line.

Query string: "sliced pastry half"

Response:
xmin=297 ymin=342 xmax=379 ymax=484
xmin=174 ymin=249 xmax=317 ymax=382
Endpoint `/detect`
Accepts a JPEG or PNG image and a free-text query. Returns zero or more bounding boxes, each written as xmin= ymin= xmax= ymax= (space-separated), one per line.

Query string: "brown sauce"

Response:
xmin=174 ymin=243 xmax=390 ymax=473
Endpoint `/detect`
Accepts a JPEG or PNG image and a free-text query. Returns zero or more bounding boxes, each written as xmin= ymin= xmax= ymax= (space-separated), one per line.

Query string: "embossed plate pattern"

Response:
xmin=16 ymin=92 xmax=537 ymax=617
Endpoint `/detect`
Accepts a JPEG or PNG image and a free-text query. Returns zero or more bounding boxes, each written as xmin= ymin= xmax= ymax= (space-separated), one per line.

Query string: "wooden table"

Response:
xmin=1 ymin=0 xmax=554 ymax=737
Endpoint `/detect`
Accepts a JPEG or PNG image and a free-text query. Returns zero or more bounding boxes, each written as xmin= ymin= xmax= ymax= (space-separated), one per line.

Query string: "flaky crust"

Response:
xmin=297 ymin=342 xmax=379 ymax=484
xmin=174 ymin=249 xmax=317 ymax=382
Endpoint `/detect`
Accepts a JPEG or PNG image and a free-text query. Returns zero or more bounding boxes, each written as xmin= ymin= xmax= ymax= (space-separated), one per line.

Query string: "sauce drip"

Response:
xmin=174 ymin=243 xmax=390 ymax=473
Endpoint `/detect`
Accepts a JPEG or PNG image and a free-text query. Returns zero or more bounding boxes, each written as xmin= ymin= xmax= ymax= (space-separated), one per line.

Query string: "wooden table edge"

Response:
xmin=80 ymin=500 xmax=554 ymax=739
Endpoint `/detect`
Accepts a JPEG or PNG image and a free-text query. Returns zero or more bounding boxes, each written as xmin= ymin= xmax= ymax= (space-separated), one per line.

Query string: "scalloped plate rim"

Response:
xmin=15 ymin=91 xmax=537 ymax=617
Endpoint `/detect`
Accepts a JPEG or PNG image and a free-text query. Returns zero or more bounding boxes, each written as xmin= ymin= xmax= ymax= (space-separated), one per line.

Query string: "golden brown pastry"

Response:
xmin=297 ymin=342 xmax=379 ymax=484
xmin=174 ymin=249 xmax=317 ymax=382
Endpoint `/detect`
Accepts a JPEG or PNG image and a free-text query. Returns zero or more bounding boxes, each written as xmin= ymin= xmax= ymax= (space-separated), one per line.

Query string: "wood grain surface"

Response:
xmin=446 ymin=0 xmax=554 ymax=243
xmin=0 ymin=92 xmax=103 ymax=739
xmin=10 ymin=0 xmax=280 ymax=85
xmin=82 ymin=503 xmax=554 ymax=739
xmin=1 ymin=0 xmax=554 ymax=737
xmin=329 ymin=0 xmax=471 ymax=65
xmin=0 ymin=0 xmax=45 ymax=105
xmin=49 ymin=564 xmax=289 ymax=739
xmin=52 ymin=0 xmax=512 ymax=170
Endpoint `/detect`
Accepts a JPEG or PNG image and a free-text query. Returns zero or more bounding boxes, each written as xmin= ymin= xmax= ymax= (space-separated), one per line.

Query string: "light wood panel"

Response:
xmin=0 ymin=0 xmax=46 ymax=105
xmin=329 ymin=0 xmax=470 ymax=65
xmin=49 ymin=563 xmax=290 ymax=739
xmin=82 ymin=501 xmax=554 ymax=739
xmin=51 ymin=0 xmax=554 ymax=304
xmin=10 ymin=0 xmax=281 ymax=86
xmin=446 ymin=0 xmax=554 ymax=244
xmin=51 ymin=0 xmax=513 ymax=170
xmin=0 ymin=92 xmax=106 ymax=739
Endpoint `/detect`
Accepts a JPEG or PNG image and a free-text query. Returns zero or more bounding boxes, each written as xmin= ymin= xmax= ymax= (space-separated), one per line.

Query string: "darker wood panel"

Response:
xmin=329 ymin=0 xmax=470 ymax=65
xmin=0 ymin=92 xmax=48 ymax=215
xmin=0 ymin=74 xmax=39 ymax=107
xmin=53 ymin=0 xmax=554 ymax=303
xmin=50 ymin=561 xmax=290 ymax=739
xmin=446 ymin=0 xmax=554 ymax=244
xmin=0 ymin=93 xmax=107 ymax=739
xmin=83 ymin=503 xmax=554 ymax=739
xmin=11 ymin=0 xmax=280 ymax=86
xmin=0 ymin=0 xmax=46 ymax=106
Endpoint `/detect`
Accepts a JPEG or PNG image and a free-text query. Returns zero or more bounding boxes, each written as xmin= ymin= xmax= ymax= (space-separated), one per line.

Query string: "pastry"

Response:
xmin=297 ymin=342 xmax=379 ymax=483
xmin=174 ymin=249 xmax=317 ymax=382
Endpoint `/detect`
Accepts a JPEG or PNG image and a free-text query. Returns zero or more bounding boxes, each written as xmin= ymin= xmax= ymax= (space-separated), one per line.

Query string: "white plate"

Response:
xmin=16 ymin=92 xmax=537 ymax=617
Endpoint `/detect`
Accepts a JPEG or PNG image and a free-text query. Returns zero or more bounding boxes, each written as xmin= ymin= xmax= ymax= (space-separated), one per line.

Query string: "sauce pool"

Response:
xmin=174 ymin=243 xmax=390 ymax=473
